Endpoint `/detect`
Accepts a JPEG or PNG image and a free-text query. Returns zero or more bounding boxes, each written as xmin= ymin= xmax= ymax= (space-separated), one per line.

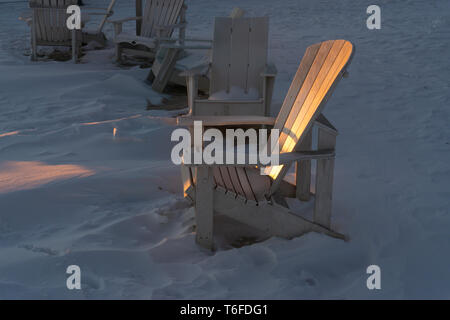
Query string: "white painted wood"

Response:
xmin=186 ymin=75 xmax=198 ymax=114
xmin=210 ymin=17 xmax=232 ymax=95
xmin=295 ymin=127 xmax=312 ymax=201
xmin=213 ymin=190 xmax=345 ymax=240
xmin=27 ymin=4 xmax=81 ymax=63
xmin=177 ymin=115 xmax=275 ymax=127
xmin=195 ymin=166 xmax=214 ymax=250
xmin=180 ymin=40 xmax=354 ymax=249
xmin=111 ymin=0 xmax=185 ymax=61
xmin=314 ymin=128 xmax=336 ymax=228
xmin=151 ymin=47 xmax=180 ymax=92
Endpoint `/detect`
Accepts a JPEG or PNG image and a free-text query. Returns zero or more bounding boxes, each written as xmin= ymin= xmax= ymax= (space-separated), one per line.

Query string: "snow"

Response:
xmin=0 ymin=0 xmax=449 ymax=299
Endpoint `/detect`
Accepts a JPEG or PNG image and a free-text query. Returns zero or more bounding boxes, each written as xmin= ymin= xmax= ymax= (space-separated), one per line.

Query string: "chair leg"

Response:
xmin=72 ymin=30 xmax=77 ymax=63
xmin=295 ymin=128 xmax=312 ymax=201
xmin=194 ymin=166 xmax=214 ymax=250
xmin=186 ymin=75 xmax=198 ymax=115
xmin=115 ymin=44 xmax=122 ymax=62
xmin=314 ymin=128 xmax=337 ymax=228
xmin=31 ymin=16 xmax=37 ymax=61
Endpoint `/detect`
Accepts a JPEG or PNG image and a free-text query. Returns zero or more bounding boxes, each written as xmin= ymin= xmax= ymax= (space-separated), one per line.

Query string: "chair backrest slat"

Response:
xmin=210 ymin=17 xmax=269 ymax=98
xmin=141 ymin=0 xmax=184 ymax=38
xmin=34 ymin=7 xmax=71 ymax=42
xmin=265 ymin=40 xmax=354 ymax=180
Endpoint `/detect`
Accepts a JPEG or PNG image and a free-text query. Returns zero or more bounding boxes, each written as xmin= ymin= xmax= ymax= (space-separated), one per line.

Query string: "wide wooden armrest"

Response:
xmin=154 ymin=22 xmax=187 ymax=31
xmin=278 ymin=150 xmax=335 ymax=164
xmin=159 ymin=37 xmax=213 ymax=43
xmin=261 ymin=62 xmax=277 ymax=77
xmin=86 ymin=11 xmax=114 ymax=16
xmin=178 ymin=63 xmax=210 ymax=77
xmin=108 ymin=16 xmax=141 ymax=24
xmin=177 ymin=115 xmax=276 ymax=126
xmin=161 ymin=43 xmax=212 ymax=50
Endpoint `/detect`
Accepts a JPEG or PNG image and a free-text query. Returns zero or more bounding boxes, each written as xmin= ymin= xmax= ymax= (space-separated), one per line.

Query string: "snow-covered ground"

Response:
xmin=0 ymin=0 xmax=449 ymax=299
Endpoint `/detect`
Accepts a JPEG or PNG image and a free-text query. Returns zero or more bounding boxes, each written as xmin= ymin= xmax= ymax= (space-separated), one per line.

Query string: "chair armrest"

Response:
xmin=178 ymin=63 xmax=210 ymax=77
xmin=177 ymin=115 xmax=276 ymax=127
xmin=154 ymin=22 xmax=187 ymax=31
xmin=108 ymin=16 xmax=141 ymax=25
xmin=278 ymin=150 xmax=335 ymax=164
xmin=261 ymin=62 xmax=277 ymax=77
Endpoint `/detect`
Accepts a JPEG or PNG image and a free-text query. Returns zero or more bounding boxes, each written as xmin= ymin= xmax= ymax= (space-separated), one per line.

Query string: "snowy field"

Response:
xmin=0 ymin=0 xmax=449 ymax=299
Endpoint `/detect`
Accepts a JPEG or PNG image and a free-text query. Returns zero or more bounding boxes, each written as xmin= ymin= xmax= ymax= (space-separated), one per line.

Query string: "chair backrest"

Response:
xmin=210 ymin=17 xmax=269 ymax=99
xmin=140 ymin=0 xmax=185 ymax=38
xmin=30 ymin=0 xmax=77 ymax=8
xmin=32 ymin=7 xmax=73 ymax=43
xmin=265 ymin=39 xmax=354 ymax=180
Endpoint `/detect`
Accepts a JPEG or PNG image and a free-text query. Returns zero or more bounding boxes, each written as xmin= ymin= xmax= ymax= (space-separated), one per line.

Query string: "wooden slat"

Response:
xmin=236 ymin=167 xmax=256 ymax=202
xmin=227 ymin=167 xmax=246 ymax=198
xmin=159 ymin=0 xmax=175 ymax=37
xmin=283 ymin=41 xmax=350 ymax=152
xmin=277 ymin=41 xmax=338 ymax=150
xmin=219 ymin=167 xmax=236 ymax=195
xmin=266 ymin=40 xmax=353 ymax=181
xmin=229 ymin=18 xmax=250 ymax=93
xmin=273 ymin=43 xmax=321 ymax=132
xmin=247 ymin=17 xmax=268 ymax=95
xmin=212 ymin=167 xmax=225 ymax=189
xmin=165 ymin=0 xmax=184 ymax=37
xmin=154 ymin=0 xmax=169 ymax=36
xmin=150 ymin=0 xmax=165 ymax=37
xmin=210 ymin=17 xmax=232 ymax=95
xmin=142 ymin=0 xmax=157 ymax=37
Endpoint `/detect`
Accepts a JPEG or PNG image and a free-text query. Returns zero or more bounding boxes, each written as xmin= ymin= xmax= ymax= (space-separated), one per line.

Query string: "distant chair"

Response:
xmin=23 ymin=0 xmax=116 ymax=62
xmin=181 ymin=16 xmax=277 ymax=117
xmin=148 ymin=7 xmax=246 ymax=93
xmin=177 ymin=40 xmax=354 ymax=249
xmin=28 ymin=0 xmax=82 ymax=63
xmin=109 ymin=0 xmax=187 ymax=63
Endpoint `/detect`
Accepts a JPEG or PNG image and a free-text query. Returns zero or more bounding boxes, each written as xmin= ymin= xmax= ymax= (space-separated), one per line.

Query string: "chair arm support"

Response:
xmin=177 ymin=115 xmax=276 ymax=127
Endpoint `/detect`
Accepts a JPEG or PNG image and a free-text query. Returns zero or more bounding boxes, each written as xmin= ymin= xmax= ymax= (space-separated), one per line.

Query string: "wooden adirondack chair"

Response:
xmin=27 ymin=0 xmax=82 ymax=62
xmin=109 ymin=0 xmax=187 ymax=62
xmin=25 ymin=1 xmax=116 ymax=44
xmin=148 ymin=7 xmax=246 ymax=93
xmin=182 ymin=16 xmax=277 ymax=117
xmin=177 ymin=39 xmax=354 ymax=249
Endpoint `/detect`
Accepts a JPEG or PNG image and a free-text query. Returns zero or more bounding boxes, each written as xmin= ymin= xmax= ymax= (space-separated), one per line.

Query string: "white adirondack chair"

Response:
xmin=23 ymin=0 xmax=115 ymax=62
xmin=27 ymin=0 xmax=82 ymax=63
xmin=109 ymin=0 xmax=187 ymax=62
xmin=177 ymin=39 xmax=355 ymax=249
xmin=148 ymin=7 xmax=246 ymax=93
xmin=182 ymin=16 xmax=277 ymax=117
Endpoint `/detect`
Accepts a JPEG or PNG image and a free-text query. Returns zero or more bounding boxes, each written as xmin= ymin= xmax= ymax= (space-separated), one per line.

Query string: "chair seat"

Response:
xmin=212 ymin=167 xmax=271 ymax=202
xmin=114 ymin=33 xmax=157 ymax=48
